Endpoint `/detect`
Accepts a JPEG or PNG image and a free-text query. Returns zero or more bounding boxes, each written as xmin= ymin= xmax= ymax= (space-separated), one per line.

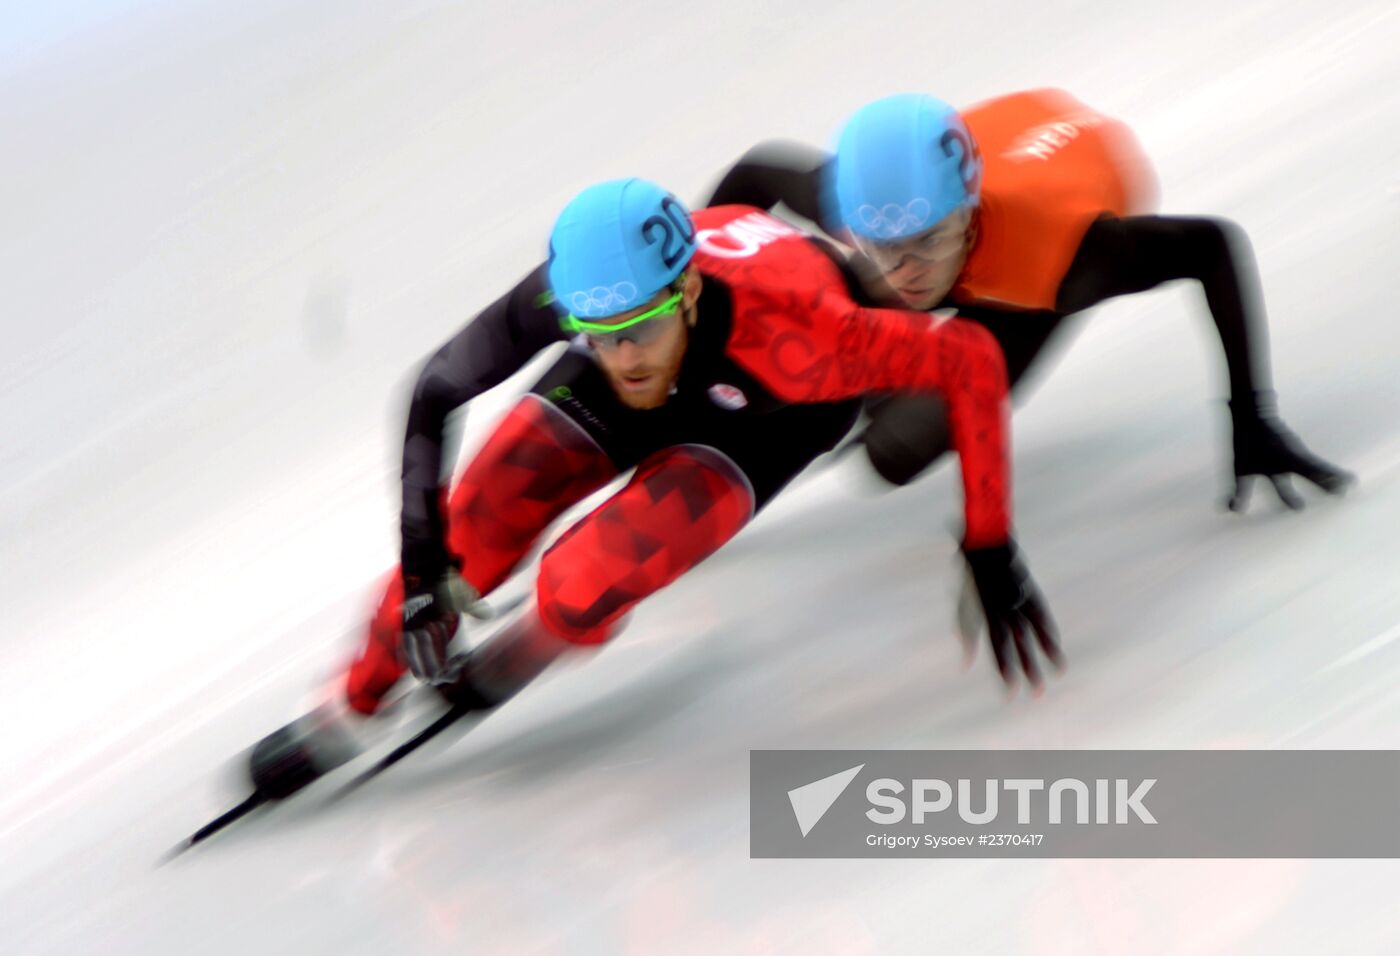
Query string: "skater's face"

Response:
xmin=588 ymin=271 xmax=702 ymax=410
xmin=854 ymin=206 xmax=974 ymax=311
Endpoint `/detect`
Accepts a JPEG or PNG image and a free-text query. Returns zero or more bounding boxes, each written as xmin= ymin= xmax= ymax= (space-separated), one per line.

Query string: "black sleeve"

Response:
xmin=400 ymin=263 xmax=571 ymax=582
xmin=704 ymin=141 xmax=839 ymax=234
xmin=1055 ymin=215 xmax=1271 ymax=402
xmin=707 ymin=144 xmax=915 ymax=310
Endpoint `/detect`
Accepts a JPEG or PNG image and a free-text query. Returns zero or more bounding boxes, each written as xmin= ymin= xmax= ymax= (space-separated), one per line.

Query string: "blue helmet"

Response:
xmin=831 ymin=94 xmax=982 ymax=242
xmin=547 ymin=178 xmax=696 ymax=320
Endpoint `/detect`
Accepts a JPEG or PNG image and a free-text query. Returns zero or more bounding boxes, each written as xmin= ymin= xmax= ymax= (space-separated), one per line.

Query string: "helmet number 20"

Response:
xmin=642 ymin=196 xmax=697 ymax=270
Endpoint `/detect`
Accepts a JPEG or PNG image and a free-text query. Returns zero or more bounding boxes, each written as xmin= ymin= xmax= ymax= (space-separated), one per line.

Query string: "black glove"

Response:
xmin=400 ymin=570 xmax=485 ymax=685
xmin=1227 ymin=391 xmax=1354 ymax=512
xmin=960 ymin=540 xmax=1064 ymax=693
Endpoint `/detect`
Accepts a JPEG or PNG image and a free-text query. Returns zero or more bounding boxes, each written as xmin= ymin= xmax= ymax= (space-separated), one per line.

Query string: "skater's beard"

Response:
xmin=596 ymin=314 xmax=690 ymax=410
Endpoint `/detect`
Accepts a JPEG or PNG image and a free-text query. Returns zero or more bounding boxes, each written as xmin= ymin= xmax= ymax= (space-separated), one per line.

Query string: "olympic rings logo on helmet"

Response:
xmin=856 ymin=198 xmax=932 ymax=240
xmin=569 ymin=282 xmax=639 ymax=318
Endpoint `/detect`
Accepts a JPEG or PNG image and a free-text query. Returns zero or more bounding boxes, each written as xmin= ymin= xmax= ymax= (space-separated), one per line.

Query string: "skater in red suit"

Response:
xmin=249 ymin=179 xmax=1061 ymax=798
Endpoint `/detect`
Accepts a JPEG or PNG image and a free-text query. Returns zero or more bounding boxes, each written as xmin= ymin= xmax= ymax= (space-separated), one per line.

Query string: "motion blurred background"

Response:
xmin=3 ymin=1 xmax=1399 ymax=952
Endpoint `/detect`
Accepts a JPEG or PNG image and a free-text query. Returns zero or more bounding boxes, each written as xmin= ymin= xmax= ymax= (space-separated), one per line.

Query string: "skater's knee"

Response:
xmin=444 ymin=395 xmax=618 ymax=594
xmin=533 ymin=531 xmax=647 ymax=644
xmin=533 ymin=445 xmax=753 ymax=644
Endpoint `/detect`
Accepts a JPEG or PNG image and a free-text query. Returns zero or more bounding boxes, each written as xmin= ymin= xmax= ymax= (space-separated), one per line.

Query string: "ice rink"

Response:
xmin=3 ymin=1 xmax=1400 ymax=952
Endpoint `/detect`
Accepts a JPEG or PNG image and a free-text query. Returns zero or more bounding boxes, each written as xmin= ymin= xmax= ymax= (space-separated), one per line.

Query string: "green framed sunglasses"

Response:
xmin=561 ymin=287 xmax=686 ymax=349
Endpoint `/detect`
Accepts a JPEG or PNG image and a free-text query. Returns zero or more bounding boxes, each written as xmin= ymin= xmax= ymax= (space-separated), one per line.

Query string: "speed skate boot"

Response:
xmin=247 ymin=702 xmax=367 ymax=799
xmin=432 ymin=599 xmax=582 ymax=712
xmin=432 ymin=654 xmax=500 ymax=712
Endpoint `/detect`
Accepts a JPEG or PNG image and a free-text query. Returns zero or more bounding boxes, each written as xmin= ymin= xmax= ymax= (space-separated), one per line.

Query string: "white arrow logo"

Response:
xmin=787 ymin=764 xmax=864 ymax=837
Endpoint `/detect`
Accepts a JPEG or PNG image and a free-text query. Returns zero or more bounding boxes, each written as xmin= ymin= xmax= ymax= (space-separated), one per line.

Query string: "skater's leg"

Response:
xmin=452 ymin=444 xmax=755 ymax=704
xmin=346 ymin=395 xmax=618 ymax=714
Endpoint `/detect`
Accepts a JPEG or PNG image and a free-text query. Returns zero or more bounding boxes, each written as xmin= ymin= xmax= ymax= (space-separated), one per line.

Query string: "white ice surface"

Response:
xmin=3 ymin=1 xmax=1400 ymax=953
